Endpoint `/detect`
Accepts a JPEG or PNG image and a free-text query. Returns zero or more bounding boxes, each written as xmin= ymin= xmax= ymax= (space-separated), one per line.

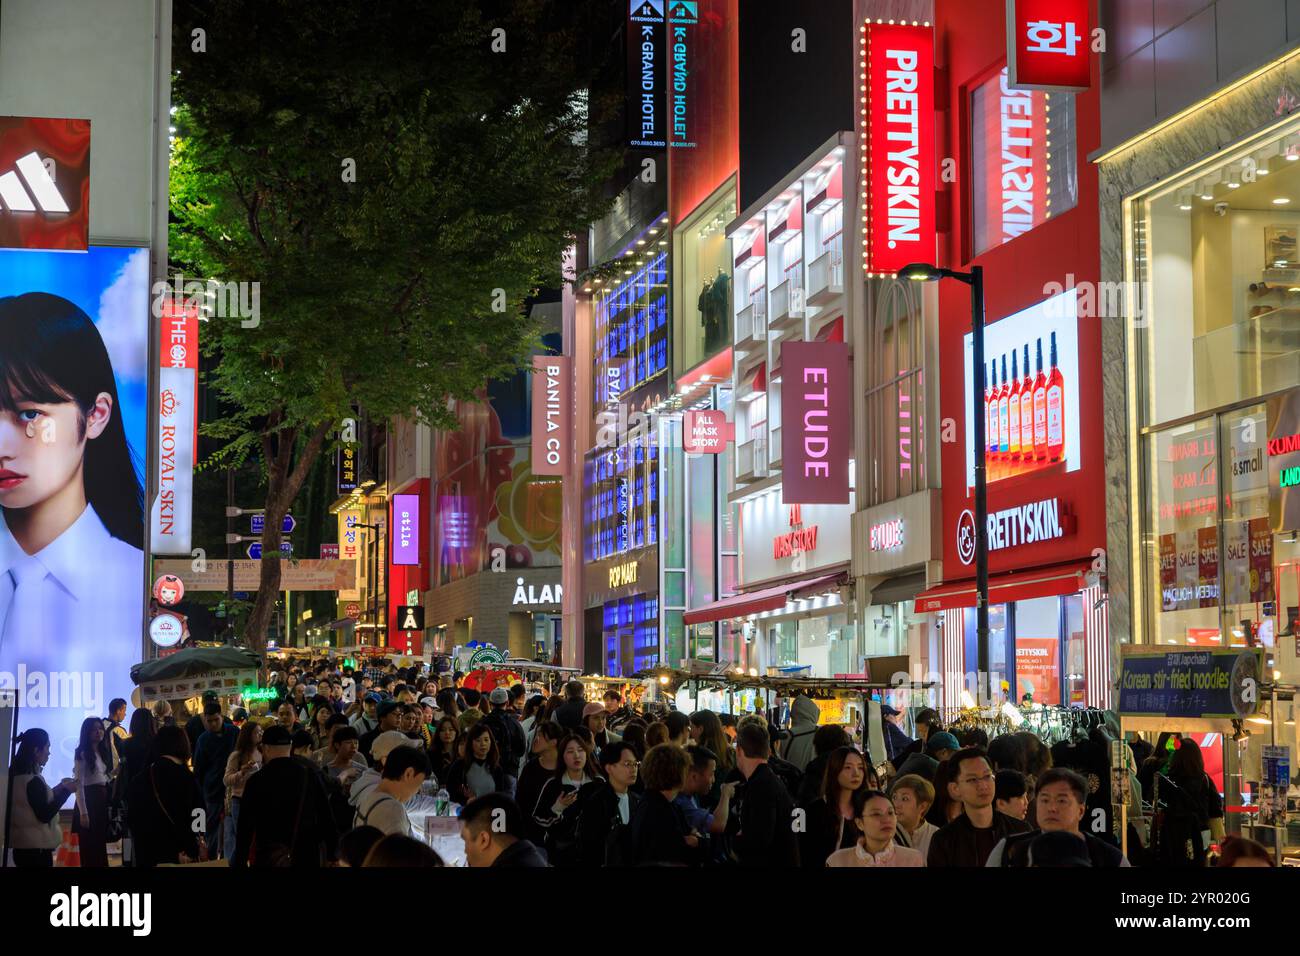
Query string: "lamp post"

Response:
xmin=899 ymin=263 xmax=991 ymax=704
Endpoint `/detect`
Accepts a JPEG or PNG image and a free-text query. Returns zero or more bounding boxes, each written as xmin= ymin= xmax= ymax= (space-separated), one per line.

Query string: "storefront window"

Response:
xmin=1063 ymin=594 xmax=1086 ymax=706
xmin=1014 ymin=596 xmax=1062 ymax=705
xmin=970 ymin=68 xmax=1078 ymax=255
xmin=866 ymin=280 xmax=928 ymax=505
xmin=673 ymin=183 xmax=737 ymax=376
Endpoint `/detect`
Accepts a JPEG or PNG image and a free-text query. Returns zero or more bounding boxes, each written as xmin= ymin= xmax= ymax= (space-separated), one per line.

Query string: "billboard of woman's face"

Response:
xmin=0 ymin=246 xmax=147 ymax=781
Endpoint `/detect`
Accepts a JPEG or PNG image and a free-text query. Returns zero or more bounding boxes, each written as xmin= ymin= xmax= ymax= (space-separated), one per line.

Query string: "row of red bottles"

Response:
xmin=983 ymin=334 xmax=1064 ymax=466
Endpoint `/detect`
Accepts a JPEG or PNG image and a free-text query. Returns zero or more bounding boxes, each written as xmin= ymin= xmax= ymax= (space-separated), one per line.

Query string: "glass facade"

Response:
xmin=673 ymin=182 xmax=737 ymax=376
xmin=593 ymin=246 xmax=668 ymax=421
xmin=865 ymin=279 xmax=929 ymax=505
xmin=583 ymin=431 xmax=658 ymax=562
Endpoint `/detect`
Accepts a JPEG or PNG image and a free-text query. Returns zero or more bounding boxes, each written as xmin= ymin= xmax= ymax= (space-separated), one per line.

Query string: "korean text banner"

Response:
xmin=150 ymin=297 xmax=199 ymax=554
xmin=0 ymin=246 xmax=148 ymax=782
xmin=862 ymin=21 xmax=935 ymax=275
xmin=1006 ymin=0 xmax=1092 ymax=92
xmin=781 ymin=340 xmax=851 ymax=504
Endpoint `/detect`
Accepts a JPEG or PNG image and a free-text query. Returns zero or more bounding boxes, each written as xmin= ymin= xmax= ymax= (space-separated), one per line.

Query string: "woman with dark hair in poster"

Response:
xmin=0 ymin=278 xmax=146 ymax=781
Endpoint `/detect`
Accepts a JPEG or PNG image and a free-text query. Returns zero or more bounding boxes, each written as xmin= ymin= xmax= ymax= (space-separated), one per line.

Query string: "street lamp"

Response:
xmin=899 ymin=262 xmax=992 ymax=705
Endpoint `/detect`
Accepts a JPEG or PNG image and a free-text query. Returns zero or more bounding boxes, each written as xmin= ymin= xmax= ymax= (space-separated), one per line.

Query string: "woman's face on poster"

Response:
xmin=0 ymin=390 xmax=112 ymax=510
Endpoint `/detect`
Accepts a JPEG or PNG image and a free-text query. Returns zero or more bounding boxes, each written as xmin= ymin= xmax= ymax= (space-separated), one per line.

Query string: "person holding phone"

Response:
xmin=532 ymin=732 xmax=602 ymax=866
xmin=8 ymin=728 xmax=76 ymax=867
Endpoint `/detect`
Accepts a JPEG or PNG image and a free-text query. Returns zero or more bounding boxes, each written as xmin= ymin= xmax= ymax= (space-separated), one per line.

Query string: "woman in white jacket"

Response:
xmin=8 ymin=728 xmax=75 ymax=867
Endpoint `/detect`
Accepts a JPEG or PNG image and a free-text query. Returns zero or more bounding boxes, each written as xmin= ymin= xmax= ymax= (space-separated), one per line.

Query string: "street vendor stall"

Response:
xmin=130 ymin=646 xmax=263 ymax=712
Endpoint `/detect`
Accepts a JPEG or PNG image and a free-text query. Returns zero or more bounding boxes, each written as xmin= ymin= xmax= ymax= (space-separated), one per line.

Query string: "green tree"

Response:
xmin=170 ymin=0 xmax=616 ymax=654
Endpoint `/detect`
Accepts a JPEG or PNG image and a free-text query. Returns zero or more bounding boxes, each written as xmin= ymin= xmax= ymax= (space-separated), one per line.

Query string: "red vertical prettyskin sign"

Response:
xmin=781 ymin=341 xmax=851 ymax=504
xmin=862 ymin=21 xmax=935 ymax=277
xmin=531 ymin=355 xmax=570 ymax=476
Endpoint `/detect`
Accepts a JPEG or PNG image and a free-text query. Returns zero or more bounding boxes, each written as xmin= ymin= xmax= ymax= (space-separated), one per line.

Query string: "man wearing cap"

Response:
xmin=349 ymin=693 xmax=381 ymax=737
xmin=583 ymin=702 xmax=622 ymax=750
xmin=482 ymin=686 xmax=527 ymax=775
xmin=233 ymin=725 xmax=338 ymax=867
xmin=986 ymin=767 xmax=1128 ymax=867
xmin=359 ymin=699 xmax=403 ymax=767
xmin=881 ymin=704 xmax=914 ymax=764
xmin=893 ymin=731 xmax=960 ymax=782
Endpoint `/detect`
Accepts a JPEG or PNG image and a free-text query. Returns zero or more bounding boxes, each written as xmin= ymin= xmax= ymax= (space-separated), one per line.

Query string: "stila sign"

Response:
xmin=1006 ymin=0 xmax=1092 ymax=92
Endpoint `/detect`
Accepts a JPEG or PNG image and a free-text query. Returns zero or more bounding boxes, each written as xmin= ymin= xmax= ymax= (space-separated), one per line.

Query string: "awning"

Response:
xmin=683 ymin=571 xmax=844 ymax=625
xmin=867 ymin=570 xmax=927 ymax=607
xmin=914 ymin=559 xmax=1093 ymax=613
xmin=737 ymin=361 xmax=767 ymax=401
xmin=814 ymin=314 xmax=844 ymax=343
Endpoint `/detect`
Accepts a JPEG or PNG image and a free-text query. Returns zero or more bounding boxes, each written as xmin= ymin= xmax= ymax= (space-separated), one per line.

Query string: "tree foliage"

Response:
xmin=169 ymin=0 xmax=617 ymax=650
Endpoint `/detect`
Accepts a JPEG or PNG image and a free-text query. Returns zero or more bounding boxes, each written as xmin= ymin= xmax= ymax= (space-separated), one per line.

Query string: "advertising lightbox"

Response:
xmin=149 ymin=296 xmax=199 ymax=554
xmin=1006 ymin=0 xmax=1092 ymax=93
xmin=963 ymin=287 xmax=1080 ymax=489
xmin=780 ymin=340 xmax=851 ymax=504
xmin=0 ymin=116 xmax=91 ymax=251
xmin=392 ymin=493 xmax=420 ymax=565
xmin=0 ymin=246 xmax=148 ymax=780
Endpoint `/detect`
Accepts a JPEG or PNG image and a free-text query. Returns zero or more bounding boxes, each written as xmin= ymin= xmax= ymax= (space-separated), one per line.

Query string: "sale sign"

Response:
xmin=1006 ymin=0 xmax=1092 ymax=92
xmin=861 ymin=21 xmax=935 ymax=275
xmin=683 ymin=409 xmax=732 ymax=454
xmin=781 ymin=341 xmax=851 ymax=504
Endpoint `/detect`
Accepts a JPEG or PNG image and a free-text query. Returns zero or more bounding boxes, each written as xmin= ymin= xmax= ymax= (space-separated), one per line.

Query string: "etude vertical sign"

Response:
xmin=532 ymin=355 xmax=570 ymax=477
xmin=781 ymin=341 xmax=851 ymax=504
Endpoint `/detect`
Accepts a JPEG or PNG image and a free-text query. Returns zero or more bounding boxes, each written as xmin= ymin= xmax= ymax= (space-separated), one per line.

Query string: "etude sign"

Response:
xmin=781 ymin=341 xmax=851 ymax=504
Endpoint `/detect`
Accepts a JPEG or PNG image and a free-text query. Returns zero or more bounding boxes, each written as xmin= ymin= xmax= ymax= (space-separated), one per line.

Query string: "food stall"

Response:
xmin=131 ymin=646 xmax=264 ymax=715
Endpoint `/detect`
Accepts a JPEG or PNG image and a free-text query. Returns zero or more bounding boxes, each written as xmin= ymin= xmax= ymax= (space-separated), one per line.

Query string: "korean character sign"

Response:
xmin=1006 ymin=0 xmax=1091 ymax=92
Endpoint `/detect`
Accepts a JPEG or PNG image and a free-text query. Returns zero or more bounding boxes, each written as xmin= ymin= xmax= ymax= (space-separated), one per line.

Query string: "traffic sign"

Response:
xmin=247 ymin=541 xmax=294 ymax=559
xmin=250 ymin=513 xmax=296 ymax=535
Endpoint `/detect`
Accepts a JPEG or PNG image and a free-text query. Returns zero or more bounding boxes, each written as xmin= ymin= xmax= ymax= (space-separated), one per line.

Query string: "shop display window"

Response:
xmin=673 ymin=183 xmax=736 ymax=376
xmin=865 ymin=279 xmax=928 ymax=505
xmin=970 ymin=67 xmax=1078 ymax=255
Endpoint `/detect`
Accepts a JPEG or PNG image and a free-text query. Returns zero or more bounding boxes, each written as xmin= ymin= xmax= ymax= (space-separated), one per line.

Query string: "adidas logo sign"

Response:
xmin=0 ymin=152 xmax=70 ymax=214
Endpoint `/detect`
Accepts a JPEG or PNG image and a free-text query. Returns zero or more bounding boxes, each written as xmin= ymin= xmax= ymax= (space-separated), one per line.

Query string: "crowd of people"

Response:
xmin=3 ymin=660 xmax=1280 ymax=869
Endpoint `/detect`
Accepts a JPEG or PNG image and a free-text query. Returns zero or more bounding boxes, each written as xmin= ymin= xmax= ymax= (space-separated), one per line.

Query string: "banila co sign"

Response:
xmin=781 ymin=340 xmax=851 ymax=504
xmin=1006 ymin=0 xmax=1092 ymax=93
xmin=861 ymin=22 xmax=935 ymax=276
xmin=532 ymin=355 xmax=569 ymax=476
xmin=0 ymin=116 xmax=90 ymax=250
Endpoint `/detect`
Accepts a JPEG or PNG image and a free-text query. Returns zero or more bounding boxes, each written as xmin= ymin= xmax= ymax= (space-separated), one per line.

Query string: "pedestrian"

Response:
xmin=72 ymin=715 xmax=113 ymax=867
xmin=321 ymin=725 xmax=368 ymax=784
xmin=352 ymin=745 xmax=433 ymax=837
xmin=221 ymin=720 xmax=263 ymax=861
xmin=688 ymin=710 xmax=733 ymax=810
xmin=582 ymin=701 xmax=621 ymax=750
xmin=621 ymin=719 xmax=649 ymax=761
xmin=119 ymin=706 xmax=158 ymax=791
xmin=783 ymin=695 xmax=822 ymax=772
xmin=578 ymin=740 xmax=642 ymax=866
xmin=349 ymin=693 xmax=381 ymax=736
xmin=520 ymin=694 xmax=546 ymax=753
xmin=184 ymin=690 xmax=219 ymax=751
xmin=799 ymin=745 xmax=869 ymax=867
xmin=361 ymin=833 xmax=443 ymax=867
xmin=532 ymin=731 xmax=602 ymax=865
xmin=625 ymin=743 xmax=700 ymax=866
xmin=358 ymin=699 xmax=402 ymax=766
xmin=880 ymin=704 xmax=914 ymax=765
xmin=927 ymin=748 xmax=1032 ymax=867
xmin=275 ymin=702 xmax=303 ymax=735
xmin=994 ymin=769 xmax=1030 ymax=821
xmin=1217 ymin=836 xmax=1274 ymax=867
xmin=457 ymin=688 xmax=485 ymax=730
xmin=676 ymin=745 xmax=735 ymax=849
xmin=795 ymin=724 xmax=852 ymax=805
xmin=8 ymin=728 xmax=75 ymax=868
xmin=890 ymin=774 xmax=939 ymax=859
xmin=515 ymin=720 xmax=562 ymax=845
xmin=152 ymin=699 xmax=174 ymax=729
xmin=646 ymin=721 xmax=670 ymax=748
xmin=826 ymin=790 xmax=925 ymax=867
xmin=103 ymin=698 xmax=130 ymax=773
xmin=337 ymin=825 xmax=382 ymax=867
xmin=460 ymin=793 xmax=548 ymax=867
xmin=1163 ymin=737 xmax=1225 ymax=866
xmin=896 ymin=730 xmax=959 ymax=782
xmin=233 ymin=724 xmax=338 ymax=867
xmin=663 ymin=710 xmax=691 ymax=748
xmin=434 ymin=687 xmax=460 ymax=722
xmin=309 ymin=699 xmax=336 ymax=750
xmin=428 ymin=715 xmax=460 ymax=782
xmin=445 ymin=721 xmax=515 ymax=805
xmin=987 ymin=767 xmax=1128 ymax=867
xmin=732 ymin=722 xmax=800 ymax=867
xmin=126 ymin=725 xmax=206 ymax=867
xmin=603 ymin=688 xmax=633 ymax=733
xmin=192 ymin=700 xmax=239 ymax=852
xmin=482 ymin=686 xmax=527 ymax=773
xmin=554 ymin=680 xmax=587 ymax=730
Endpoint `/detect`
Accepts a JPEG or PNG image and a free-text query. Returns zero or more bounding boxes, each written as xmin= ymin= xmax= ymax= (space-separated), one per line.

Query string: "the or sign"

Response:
xmin=392 ymin=493 xmax=420 ymax=565
xmin=531 ymin=355 xmax=570 ymax=476
xmin=149 ymin=612 xmax=185 ymax=648
xmin=345 ymin=602 xmax=361 ymax=619
xmin=153 ymin=558 xmax=357 ymax=592
xmin=1015 ymin=636 xmax=1060 ymax=704
xmin=628 ymin=0 xmax=667 ymax=148
xmin=781 ymin=341 xmax=851 ymax=504
xmin=152 ymin=575 xmax=184 ymax=606
xmin=0 ymin=117 xmax=90 ymax=250
xmin=1267 ymin=389 xmax=1300 ymax=532
xmin=682 ymin=409 xmax=732 ymax=454
xmin=397 ymin=605 xmax=424 ymax=631
xmin=1006 ymin=0 xmax=1091 ymax=92
xmin=869 ymin=518 xmax=904 ymax=551
xmin=338 ymin=509 xmax=363 ymax=602
xmin=773 ymin=505 xmax=819 ymax=559
xmin=1117 ymin=648 xmax=1263 ymax=719
xmin=150 ymin=298 xmax=199 ymax=555
xmin=861 ymin=21 xmax=935 ymax=275
xmin=610 ymin=561 xmax=639 ymax=588
xmin=251 ymin=513 xmax=296 ymax=535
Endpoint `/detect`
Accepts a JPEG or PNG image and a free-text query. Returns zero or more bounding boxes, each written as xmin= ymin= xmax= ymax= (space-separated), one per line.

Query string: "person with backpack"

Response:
xmin=577 ymin=740 xmax=641 ymax=866
xmin=481 ymin=686 xmax=526 ymax=773
xmin=352 ymin=745 xmax=433 ymax=837
xmin=232 ymin=725 xmax=338 ymax=867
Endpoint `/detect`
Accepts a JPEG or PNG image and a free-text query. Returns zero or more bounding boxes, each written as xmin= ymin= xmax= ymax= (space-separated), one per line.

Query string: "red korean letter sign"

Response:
xmin=531 ymin=355 xmax=569 ymax=476
xmin=1007 ymin=0 xmax=1092 ymax=92
xmin=863 ymin=21 xmax=935 ymax=276
xmin=781 ymin=341 xmax=851 ymax=504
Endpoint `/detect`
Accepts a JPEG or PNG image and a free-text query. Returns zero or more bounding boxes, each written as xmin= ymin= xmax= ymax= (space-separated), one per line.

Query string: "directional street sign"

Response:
xmin=247 ymin=541 xmax=294 ymax=560
xmin=250 ymin=513 xmax=296 ymax=535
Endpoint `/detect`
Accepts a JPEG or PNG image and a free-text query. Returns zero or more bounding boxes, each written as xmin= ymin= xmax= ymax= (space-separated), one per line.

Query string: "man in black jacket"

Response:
xmin=481 ymin=687 xmax=527 ymax=772
xmin=578 ymin=741 xmax=641 ymax=866
xmin=233 ymin=725 xmax=338 ymax=867
xmin=732 ymin=723 xmax=800 ymax=867
xmin=927 ymin=747 xmax=1032 ymax=867
xmin=191 ymin=702 xmax=238 ymax=851
xmin=555 ymin=681 xmax=587 ymax=730
xmin=986 ymin=767 xmax=1129 ymax=867
xmin=460 ymin=793 xmax=549 ymax=867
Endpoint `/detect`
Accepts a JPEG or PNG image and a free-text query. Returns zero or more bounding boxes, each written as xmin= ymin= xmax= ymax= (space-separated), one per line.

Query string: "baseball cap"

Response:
xmin=377 ymin=699 xmax=402 ymax=719
xmin=262 ymin=725 xmax=293 ymax=747
xmin=371 ymin=730 xmax=418 ymax=763
xmin=365 ymin=692 xmax=382 ymax=704
xmin=582 ymin=702 xmax=606 ymax=719
xmin=419 ymin=696 xmax=437 ymax=709
xmin=880 ymin=703 xmax=901 ymax=717
xmin=926 ymin=731 xmax=960 ymax=754
xmin=489 ymin=687 xmax=510 ymax=705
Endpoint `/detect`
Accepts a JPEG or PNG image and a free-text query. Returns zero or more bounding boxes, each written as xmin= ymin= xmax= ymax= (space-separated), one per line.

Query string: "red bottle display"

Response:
xmin=1046 ymin=331 xmax=1065 ymax=462
xmin=985 ymin=361 xmax=995 ymax=459
xmin=1033 ymin=337 xmax=1048 ymax=461
xmin=1020 ymin=344 xmax=1034 ymax=464
xmin=997 ymin=354 xmax=1010 ymax=459
xmin=1008 ymin=348 xmax=1021 ymax=460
